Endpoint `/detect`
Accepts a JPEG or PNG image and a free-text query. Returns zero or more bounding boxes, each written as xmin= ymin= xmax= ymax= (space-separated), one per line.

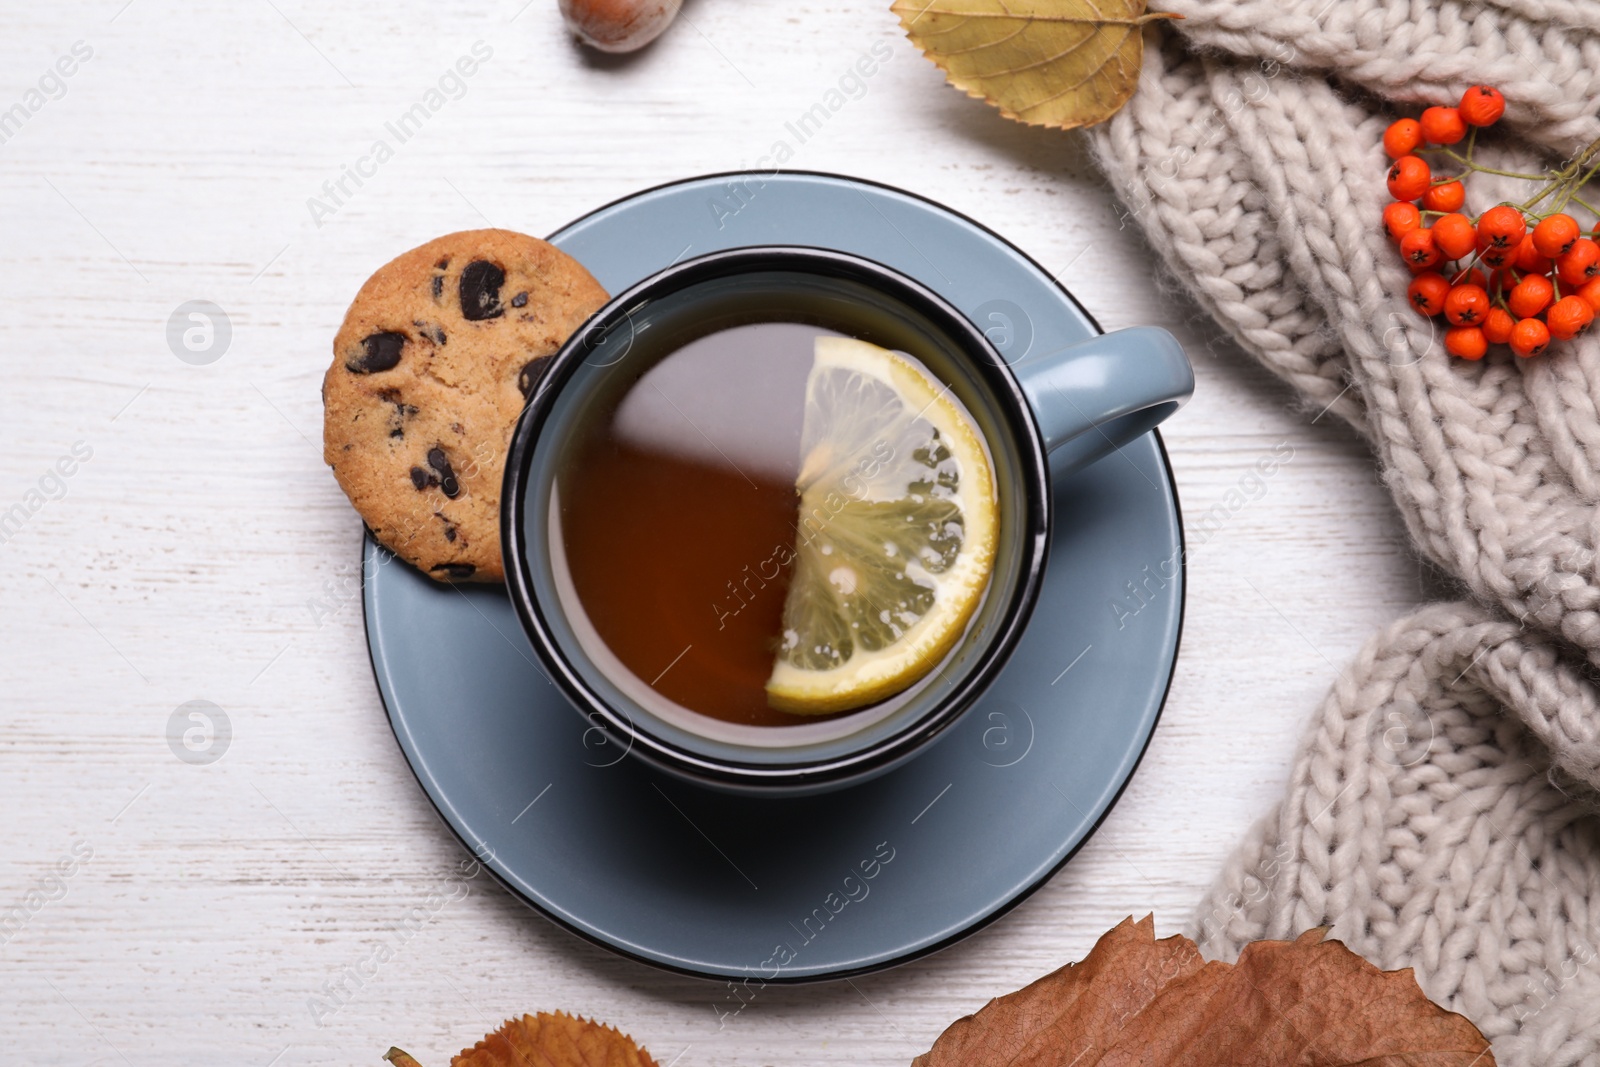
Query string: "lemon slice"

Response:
xmin=766 ymin=336 xmax=998 ymax=714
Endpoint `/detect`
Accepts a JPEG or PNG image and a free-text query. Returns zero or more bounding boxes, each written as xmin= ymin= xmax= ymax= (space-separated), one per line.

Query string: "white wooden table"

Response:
xmin=0 ymin=2 xmax=1427 ymax=1063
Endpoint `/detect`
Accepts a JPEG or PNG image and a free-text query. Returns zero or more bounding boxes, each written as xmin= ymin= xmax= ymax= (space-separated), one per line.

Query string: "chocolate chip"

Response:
xmin=377 ymin=389 xmax=418 ymax=438
xmin=518 ymin=358 xmax=549 ymax=400
xmin=459 ymin=260 xmax=505 ymax=321
xmin=431 ymin=275 xmax=443 ymax=301
xmin=347 ymin=331 xmax=405 ymax=373
xmin=411 ymin=447 xmax=459 ymax=496
xmin=427 ymin=446 xmax=460 ymax=498
xmin=413 ymin=321 xmax=447 ymax=346
xmin=510 ymin=292 xmax=528 ymax=308
xmin=436 ymin=512 xmax=458 ymax=542
xmin=431 ymin=562 xmax=475 ymax=580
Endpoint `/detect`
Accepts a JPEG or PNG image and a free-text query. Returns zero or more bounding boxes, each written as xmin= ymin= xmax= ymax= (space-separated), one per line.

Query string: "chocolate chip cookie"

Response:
xmin=323 ymin=229 xmax=608 ymax=582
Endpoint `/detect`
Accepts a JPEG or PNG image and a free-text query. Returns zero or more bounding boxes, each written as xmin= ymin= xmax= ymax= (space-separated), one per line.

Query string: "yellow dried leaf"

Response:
xmin=891 ymin=0 xmax=1179 ymax=129
xmin=386 ymin=1012 xmax=659 ymax=1067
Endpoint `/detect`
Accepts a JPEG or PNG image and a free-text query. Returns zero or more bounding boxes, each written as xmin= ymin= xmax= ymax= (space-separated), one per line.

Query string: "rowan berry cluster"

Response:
xmin=1385 ymin=85 xmax=1600 ymax=359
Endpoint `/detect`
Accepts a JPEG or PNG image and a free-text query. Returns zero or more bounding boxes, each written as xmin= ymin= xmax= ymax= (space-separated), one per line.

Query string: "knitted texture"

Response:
xmin=1091 ymin=7 xmax=1600 ymax=641
xmin=1188 ymin=605 xmax=1600 ymax=1064
xmin=1084 ymin=3 xmax=1600 ymax=1060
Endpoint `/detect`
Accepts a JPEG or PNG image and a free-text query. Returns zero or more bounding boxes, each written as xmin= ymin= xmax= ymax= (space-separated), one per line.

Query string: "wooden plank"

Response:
xmin=0 ymin=1 xmax=1423 ymax=1062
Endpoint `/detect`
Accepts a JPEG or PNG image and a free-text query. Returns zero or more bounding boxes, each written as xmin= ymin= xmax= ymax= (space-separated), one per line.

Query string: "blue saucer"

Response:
xmin=363 ymin=173 xmax=1184 ymax=981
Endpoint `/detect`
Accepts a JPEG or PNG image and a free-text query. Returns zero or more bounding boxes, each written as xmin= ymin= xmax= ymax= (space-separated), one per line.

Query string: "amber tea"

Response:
xmin=549 ymin=282 xmax=1001 ymax=735
xmin=555 ymin=320 xmax=834 ymax=728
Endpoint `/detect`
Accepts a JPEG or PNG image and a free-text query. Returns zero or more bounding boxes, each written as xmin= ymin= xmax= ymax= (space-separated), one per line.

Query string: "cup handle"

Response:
xmin=1010 ymin=326 xmax=1194 ymax=477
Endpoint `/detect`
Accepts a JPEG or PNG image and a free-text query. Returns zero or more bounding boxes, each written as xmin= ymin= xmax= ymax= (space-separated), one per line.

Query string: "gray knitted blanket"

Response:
xmin=1086 ymin=3 xmax=1600 ymax=1061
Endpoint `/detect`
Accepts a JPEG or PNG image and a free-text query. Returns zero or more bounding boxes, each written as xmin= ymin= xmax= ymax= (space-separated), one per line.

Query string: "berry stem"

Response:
xmin=1522 ymin=184 xmax=1561 ymax=213
xmin=1457 ymin=162 xmax=1546 ymax=181
xmin=1419 ymin=146 xmax=1545 ymax=180
xmin=1558 ymin=152 xmax=1600 ymax=214
xmin=1516 ymin=135 xmax=1600 ymax=214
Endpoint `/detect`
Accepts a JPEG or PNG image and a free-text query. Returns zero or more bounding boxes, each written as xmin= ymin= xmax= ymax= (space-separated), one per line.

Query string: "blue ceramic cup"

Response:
xmin=503 ymin=247 xmax=1192 ymax=795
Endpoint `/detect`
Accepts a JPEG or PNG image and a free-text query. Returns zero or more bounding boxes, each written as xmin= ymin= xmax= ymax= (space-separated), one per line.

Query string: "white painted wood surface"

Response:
xmin=0 ymin=2 xmax=1430 ymax=1063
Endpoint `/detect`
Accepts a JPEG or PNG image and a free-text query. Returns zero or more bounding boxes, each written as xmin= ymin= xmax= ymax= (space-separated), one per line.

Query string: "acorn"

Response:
xmin=558 ymin=0 xmax=680 ymax=53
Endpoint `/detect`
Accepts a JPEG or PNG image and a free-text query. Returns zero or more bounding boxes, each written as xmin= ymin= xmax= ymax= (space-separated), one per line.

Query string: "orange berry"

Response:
xmin=1383 ymin=201 xmax=1422 ymax=243
xmin=1476 ymin=240 xmax=1514 ymax=269
xmin=1514 ymin=234 xmax=1552 ymax=275
xmin=1508 ymin=273 xmax=1555 ymax=318
xmin=1511 ymin=317 xmax=1551 ymax=358
xmin=1383 ymin=118 xmax=1423 ymax=158
xmin=1431 ymin=212 xmax=1476 ymax=259
xmin=1556 ymin=237 xmax=1600 ymax=287
xmin=1407 ymin=272 xmax=1451 ymax=316
xmin=1578 ymin=277 xmax=1600 ymax=312
xmin=1451 ymin=266 xmax=1489 ymax=289
xmin=1548 ymin=295 xmax=1596 ymax=340
xmin=1532 ymin=213 xmax=1581 ymax=257
xmin=1400 ymin=226 xmax=1442 ymax=269
xmin=1483 ymin=307 xmax=1516 ymax=344
xmin=1444 ymin=284 xmax=1491 ymax=325
xmin=1420 ymin=106 xmax=1468 ymax=145
xmin=1476 ymin=205 xmax=1526 ymax=250
xmin=1458 ymin=85 xmax=1506 ymax=127
xmin=1386 ymin=156 xmax=1432 ymax=201
xmin=1445 ymin=326 xmax=1488 ymax=359
xmin=1488 ymin=267 xmax=1516 ymax=295
xmin=1423 ymin=180 xmax=1466 ymax=213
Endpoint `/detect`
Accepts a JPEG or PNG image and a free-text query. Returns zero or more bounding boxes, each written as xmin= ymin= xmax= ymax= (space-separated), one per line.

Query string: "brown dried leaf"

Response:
xmin=386 ymin=1012 xmax=659 ymax=1067
xmin=915 ymin=917 xmax=1495 ymax=1067
xmin=891 ymin=0 xmax=1179 ymax=130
